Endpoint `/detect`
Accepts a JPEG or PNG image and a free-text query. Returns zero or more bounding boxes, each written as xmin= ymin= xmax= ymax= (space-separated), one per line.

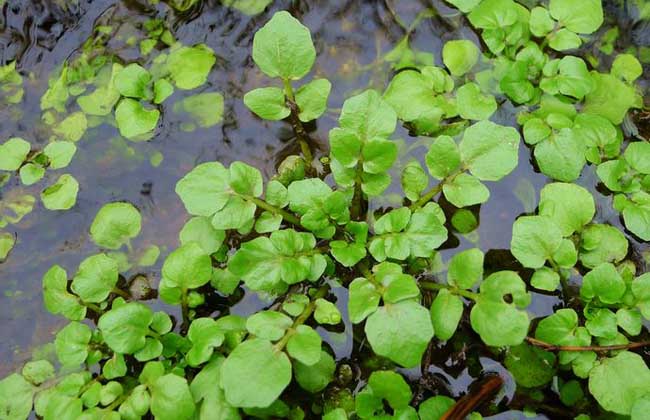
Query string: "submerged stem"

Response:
xmin=525 ymin=336 xmax=650 ymax=352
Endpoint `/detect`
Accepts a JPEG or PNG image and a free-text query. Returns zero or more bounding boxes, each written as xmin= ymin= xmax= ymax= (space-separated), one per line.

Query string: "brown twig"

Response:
xmin=441 ymin=375 xmax=504 ymax=420
xmin=525 ymin=336 xmax=650 ymax=352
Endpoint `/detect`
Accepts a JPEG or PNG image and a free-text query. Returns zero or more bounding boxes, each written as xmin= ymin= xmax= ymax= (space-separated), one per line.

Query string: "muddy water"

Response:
xmin=0 ymin=0 xmax=648 ymax=417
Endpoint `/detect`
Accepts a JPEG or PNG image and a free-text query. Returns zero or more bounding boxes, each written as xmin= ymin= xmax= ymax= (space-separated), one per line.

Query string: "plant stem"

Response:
xmin=525 ymin=336 xmax=650 ymax=352
xmin=351 ymin=162 xmax=365 ymax=220
xmin=85 ymin=302 xmax=104 ymax=314
xmin=283 ymin=79 xmax=314 ymax=169
xmin=180 ymin=289 xmax=190 ymax=332
xmin=419 ymin=280 xmax=479 ymax=300
xmin=410 ymin=183 xmax=443 ymax=210
xmin=112 ymin=287 xmax=130 ymax=299
xmin=274 ymin=285 xmax=329 ymax=352
xmin=246 ymin=196 xmax=302 ymax=226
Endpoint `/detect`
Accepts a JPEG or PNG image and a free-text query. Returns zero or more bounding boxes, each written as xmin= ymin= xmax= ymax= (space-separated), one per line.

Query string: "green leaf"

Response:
xmin=579 ymin=224 xmax=628 ymax=269
xmin=98 ymin=302 xmax=153 ymax=354
xmin=401 ymin=160 xmax=428 ymax=201
xmin=369 ymin=205 xmax=447 ymax=261
xmin=535 ymin=128 xmax=585 ymax=182
xmin=71 ymin=254 xmax=118 ymax=303
xmin=244 ymin=87 xmax=290 ymax=120
xmin=531 ymin=267 xmax=560 ymax=291
xmin=470 ymin=271 xmax=530 ymax=346
xmin=294 ymin=350 xmax=335 ymax=393
xmin=443 ymin=173 xmax=490 ymax=207
xmin=549 ymin=0 xmax=603 ymax=34
xmin=295 ymin=78 xmax=331 ymax=122
xmin=314 ymin=298 xmax=342 ymax=325
xmin=467 ymin=0 xmax=519 ymax=29
xmin=228 ymin=229 xmax=325 ymax=293
xmin=187 ymin=318 xmax=225 ymax=366
xmin=221 ymin=0 xmax=272 ymax=15
xmin=150 ymin=374 xmax=195 ymax=420
xmin=511 ymin=215 xmax=563 ymax=268
xmin=459 ymin=120 xmax=520 ymax=181
xmin=456 ymin=82 xmax=496 ymax=120
xmin=175 ymin=162 xmax=230 ymax=217
xmin=383 ymin=70 xmax=443 ymax=130
xmin=252 ymin=11 xmax=316 ymax=80
xmin=442 ymin=40 xmax=479 ymax=77
xmin=153 ymin=78 xmax=174 ymax=104
xmin=161 ymin=242 xmax=212 ymax=291
xmin=115 ymin=64 xmax=152 ymax=100
xmin=339 ymin=89 xmax=396 ymax=141
xmin=538 ymin=182 xmax=595 ymax=236
xmin=425 ymin=135 xmax=461 ymax=180
xmin=44 ymin=141 xmax=76 ymax=169
xmin=612 ymin=53 xmax=643 ymax=83
xmin=77 ymin=63 xmax=122 ymax=116
xmin=173 ymin=92 xmax=224 ymax=128
xmin=41 ymin=174 xmax=79 ymax=210
xmin=584 ymin=72 xmax=638 ymax=124
xmin=505 ymin=343 xmax=556 ymax=388
xmin=624 ymin=142 xmax=650 ymax=174
xmin=451 ymin=209 xmax=478 ymax=233
xmin=622 ymin=193 xmax=650 ymax=241
xmin=585 ymin=308 xmax=617 ymax=338
xmin=529 ymin=7 xmax=554 ymax=37
xmin=588 ymin=352 xmax=650 ymax=415
xmin=535 ymin=308 xmax=579 ymax=345
xmin=19 ymin=163 xmax=44 ymax=186
xmin=179 ymin=216 xmax=225 ymax=254
xmin=365 ymin=300 xmax=434 ymax=368
xmin=418 ymin=396 xmax=455 ymax=420
xmin=430 ymin=289 xmax=463 ymax=341
xmin=0 ymin=374 xmax=34 ymax=420
xmin=115 ymin=98 xmax=159 ymax=139
xmin=287 ymin=325 xmax=322 ymax=365
xmin=90 ymin=202 xmax=142 ymax=249
xmin=246 ymin=310 xmax=292 ymax=341
xmin=447 ymin=248 xmax=484 ymax=289
xmin=166 ymin=44 xmax=215 ymax=89
xmin=0 ymin=232 xmax=15 ymax=260
xmin=22 ymin=360 xmax=54 ymax=386
xmin=548 ymin=28 xmax=582 ymax=51
xmin=541 ymin=57 xmax=593 ymax=100
xmin=367 ymin=371 xmax=412 ymax=410
xmin=348 ymin=277 xmax=381 ymax=324
xmin=55 ymin=321 xmax=91 ymax=366
xmin=362 ymin=139 xmax=398 ymax=174
xmin=580 ymin=263 xmax=626 ymax=305
xmin=42 ymin=265 xmax=86 ymax=320
xmin=616 ymin=308 xmax=642 ymax=336
xmin=220 ymin=338 xmax=292 ymax=407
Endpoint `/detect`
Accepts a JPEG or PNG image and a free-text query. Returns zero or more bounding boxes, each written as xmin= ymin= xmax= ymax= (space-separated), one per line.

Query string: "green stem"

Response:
xmin=274 ymin=285 xmax=329 ymax=352
xmin=351 ymin=161 xmax=365 ymax=220
xmin=283 ymin=78 xmax=314 ymax=169
xmin=112 ymin=287 xmax=130 ymax=299
xmin=246 ymin=196 xmax=302 ymax=226
xmin=180 ymin=289 xmax=190 ymax=332
xmin=85 ymin=302 xmax=104 ymax=314
xmin=419 ymin=281 xmax=479 ymax=300
xmin=410 ymin=183 xmax=443 ymax=211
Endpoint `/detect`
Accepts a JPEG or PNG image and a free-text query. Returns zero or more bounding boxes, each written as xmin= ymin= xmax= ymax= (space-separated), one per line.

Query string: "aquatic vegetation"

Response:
xmin=1 ymin=0 xmax=650 ymax=418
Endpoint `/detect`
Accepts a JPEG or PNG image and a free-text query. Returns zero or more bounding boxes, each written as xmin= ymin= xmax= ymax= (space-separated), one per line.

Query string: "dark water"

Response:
xmin=0 ymin=0 xmax=648 ymax=417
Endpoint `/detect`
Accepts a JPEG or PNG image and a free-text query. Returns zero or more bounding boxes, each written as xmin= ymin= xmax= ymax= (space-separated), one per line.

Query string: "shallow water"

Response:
xmin=1 ymin=0 xmax=649 ymax=417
